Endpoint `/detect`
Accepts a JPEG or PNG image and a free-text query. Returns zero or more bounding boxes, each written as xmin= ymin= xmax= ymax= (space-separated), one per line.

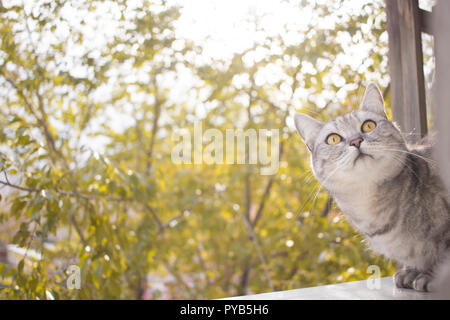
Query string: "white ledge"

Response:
xmin=224 ymin=277 xmax=447 ymax=300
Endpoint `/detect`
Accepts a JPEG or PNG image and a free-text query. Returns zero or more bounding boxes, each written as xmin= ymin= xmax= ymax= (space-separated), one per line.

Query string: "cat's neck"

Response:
xmin=331 ymin=173 xmax=406 ymax=234
xmin=332 ymin=184 xmax=378 ymax=225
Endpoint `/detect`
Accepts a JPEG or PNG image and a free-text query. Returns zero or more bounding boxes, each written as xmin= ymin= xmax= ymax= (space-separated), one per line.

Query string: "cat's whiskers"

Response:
xmin=387 ymin=153 xmax=421 ymax=181
xmin=302 ymin=170 xmax=315 ymax=185
xmin=295 ymin=181 xmax=321 ymax=219
xmin=309 ymin=185 xmax=324 ymax=216
xmin=399 ymin=132 xmax=425 ymax=136
xmin=296 ymin=153 xmax=352 ymax=219
xmin=365 ymin=145 xmax=437 ymax=165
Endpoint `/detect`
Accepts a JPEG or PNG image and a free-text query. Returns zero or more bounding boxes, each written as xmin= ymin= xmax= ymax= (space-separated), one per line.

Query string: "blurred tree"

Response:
xmin=0 ymin=0 xmax=400 ymax=299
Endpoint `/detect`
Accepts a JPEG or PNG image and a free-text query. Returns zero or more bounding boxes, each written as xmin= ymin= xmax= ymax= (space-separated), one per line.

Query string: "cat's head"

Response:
xmin=294 ymin=83 xmax=406 ymax=191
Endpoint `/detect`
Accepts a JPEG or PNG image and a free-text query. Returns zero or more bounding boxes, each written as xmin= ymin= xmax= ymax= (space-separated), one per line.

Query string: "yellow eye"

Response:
xmin=362 ymin=120 xmax=377 ymax=133
xmin=326 ymin=133 xmax=342 ymax=145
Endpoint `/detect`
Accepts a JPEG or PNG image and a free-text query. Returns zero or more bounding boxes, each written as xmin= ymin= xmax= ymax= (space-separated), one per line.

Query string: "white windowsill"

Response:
xmin=223 ymin=277 xmax=447 ymax=300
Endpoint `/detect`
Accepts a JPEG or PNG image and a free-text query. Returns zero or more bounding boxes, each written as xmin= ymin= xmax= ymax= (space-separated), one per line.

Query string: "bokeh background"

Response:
xmin=0 ymin=0 xmax=435 ymax=299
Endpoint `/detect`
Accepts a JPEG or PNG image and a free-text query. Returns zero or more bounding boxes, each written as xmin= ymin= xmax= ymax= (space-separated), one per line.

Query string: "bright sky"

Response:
xmin=171 ymin=0 xmax=388 ymax=99
xmin=173 ymin=0 xmax=380 ymax=60
xmin=173 ymin=0 xmax=314 ymax=60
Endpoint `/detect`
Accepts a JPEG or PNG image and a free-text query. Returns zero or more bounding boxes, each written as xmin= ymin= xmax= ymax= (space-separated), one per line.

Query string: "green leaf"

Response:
xmin=11 ymin=199 xmax=27 ymax=217
xmin=18 ymin=259 xmax=24 ymax=273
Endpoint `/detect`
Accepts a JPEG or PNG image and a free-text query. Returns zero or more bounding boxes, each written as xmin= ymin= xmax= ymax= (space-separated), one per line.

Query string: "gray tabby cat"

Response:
xmin=294 ymin=83 xmax=450 ymax=293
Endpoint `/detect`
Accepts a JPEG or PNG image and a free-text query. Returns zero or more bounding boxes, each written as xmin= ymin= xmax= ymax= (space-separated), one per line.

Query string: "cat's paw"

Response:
xmin=412 ymin=273 xmax=435 ymax=292
xmin=394 ymin=268 xmax=435 ymax=292
xmin=394 ymin=268 xmax=419 ymax=289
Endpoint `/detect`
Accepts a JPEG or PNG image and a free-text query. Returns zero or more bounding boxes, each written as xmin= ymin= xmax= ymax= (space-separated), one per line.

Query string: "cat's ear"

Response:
xmin=294 ymin=113 xmax=323 ymax=151
xmin=360 ymin=83 xmax=387 ymax=118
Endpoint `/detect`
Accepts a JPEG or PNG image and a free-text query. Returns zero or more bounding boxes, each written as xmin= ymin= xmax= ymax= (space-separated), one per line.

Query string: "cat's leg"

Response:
xmin=394 ymin=266 xmax=420 ymax=289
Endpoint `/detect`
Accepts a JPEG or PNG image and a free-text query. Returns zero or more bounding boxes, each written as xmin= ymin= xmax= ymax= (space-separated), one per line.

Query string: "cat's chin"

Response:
xmin=351 ymin=152 xmax=374 ymax=167
xmin=326 ymin=153 xmax=382 ymax=187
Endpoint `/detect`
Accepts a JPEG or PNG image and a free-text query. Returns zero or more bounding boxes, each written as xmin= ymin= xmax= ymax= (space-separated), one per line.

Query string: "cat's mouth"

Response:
xmin=352 ymin=152 xmax=374 ymax=166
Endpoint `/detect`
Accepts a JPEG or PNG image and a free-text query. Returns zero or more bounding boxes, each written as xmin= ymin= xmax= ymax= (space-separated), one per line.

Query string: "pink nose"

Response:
xmin=350 ymin=138 xmax=363 ymax=148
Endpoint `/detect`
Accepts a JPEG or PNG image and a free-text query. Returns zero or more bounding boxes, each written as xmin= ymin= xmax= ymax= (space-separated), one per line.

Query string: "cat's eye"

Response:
xmin=326 ymin=133 xmax=342 ymax=145
xmin=361 ymin=120 xmax=377 ymax=133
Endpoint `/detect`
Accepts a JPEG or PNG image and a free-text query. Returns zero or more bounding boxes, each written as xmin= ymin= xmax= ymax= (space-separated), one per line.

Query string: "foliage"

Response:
xmin=0 ymin=0 xmax=399 ymax=299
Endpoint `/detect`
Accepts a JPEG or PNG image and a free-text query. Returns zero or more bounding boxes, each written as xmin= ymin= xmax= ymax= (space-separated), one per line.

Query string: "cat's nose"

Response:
xmin=350 ymin=137 xmax=364 ymax=148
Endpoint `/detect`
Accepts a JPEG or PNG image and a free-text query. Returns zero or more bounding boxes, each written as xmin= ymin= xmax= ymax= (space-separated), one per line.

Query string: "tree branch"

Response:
xmin=0 ymin=175 xmax=126 ymax=202
xmin=234 ymin=203 xmax=274 ymax=292
xmin=251 ymin=141 xmax=285 ymax=228
xmin=146 ymin=79 xmax=163 ymax=173
xmin=0 ymin=69 xmax=65 ymax=167
xmin=144 ymin=203 xmax=164 ymax=231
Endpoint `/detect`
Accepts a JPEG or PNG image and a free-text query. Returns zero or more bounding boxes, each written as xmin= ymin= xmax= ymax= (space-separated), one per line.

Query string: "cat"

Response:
xmin=294 ymin=83 xmax=450 ymax=294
